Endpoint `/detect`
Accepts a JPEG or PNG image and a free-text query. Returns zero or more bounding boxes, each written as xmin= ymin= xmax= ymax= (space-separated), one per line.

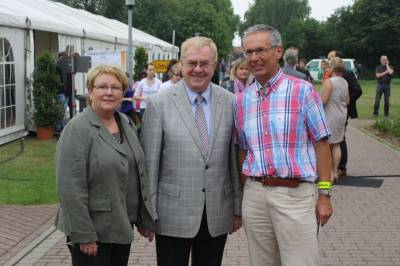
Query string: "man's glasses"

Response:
xmin=243 ymin=46 xmax=277 ymax=58
xmin=93 ymin=84 xmax=123 ymax=93
xmin=184 ymin=61 xmax=213 ymax=70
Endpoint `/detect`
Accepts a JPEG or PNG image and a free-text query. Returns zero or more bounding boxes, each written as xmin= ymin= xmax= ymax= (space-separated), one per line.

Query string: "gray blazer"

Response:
xmin=141 ymin=81 xmax=242 ymax=238
xmin=282 ymin=65 xmax=307 ymax=81
xmin=55 ymin=107 xmax=156 ymax=245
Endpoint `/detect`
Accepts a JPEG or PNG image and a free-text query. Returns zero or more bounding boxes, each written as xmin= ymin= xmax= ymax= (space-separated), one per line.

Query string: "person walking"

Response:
xmin=235 ymin=24 xmax=333 ymax=266
xmin=140 ymin=36 xmax=243 ymax=266
xmin=373 ymin=55 xmax=394 ymax=117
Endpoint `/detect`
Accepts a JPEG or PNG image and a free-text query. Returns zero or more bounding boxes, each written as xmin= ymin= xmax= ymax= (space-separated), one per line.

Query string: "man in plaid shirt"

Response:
xmin=235 ymin=24 xmax=333 ymax=266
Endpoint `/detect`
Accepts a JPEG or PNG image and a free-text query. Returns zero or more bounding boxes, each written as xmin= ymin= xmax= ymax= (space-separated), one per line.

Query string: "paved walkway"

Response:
xmin=1 ymin=119 xmax=400 ymax=265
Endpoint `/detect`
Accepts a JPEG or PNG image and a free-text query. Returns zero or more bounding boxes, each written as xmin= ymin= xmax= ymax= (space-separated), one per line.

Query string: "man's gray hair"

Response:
xmin=283 ymin=48 xmax=298 ymax=67
xmin=243 ymin=24 xmax=282 ymax=47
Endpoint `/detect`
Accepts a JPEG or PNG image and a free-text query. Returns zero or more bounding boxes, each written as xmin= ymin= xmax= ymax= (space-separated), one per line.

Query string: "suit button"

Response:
xmin=143 ymin=196 xmax=147 ymax=201
xmin=202 ymin=188 xmax=205 ymax=192
xmin=141 ymin=183 xmax=144 ymax=189
xmin=205 ymin=165 xmax=209 ymax=170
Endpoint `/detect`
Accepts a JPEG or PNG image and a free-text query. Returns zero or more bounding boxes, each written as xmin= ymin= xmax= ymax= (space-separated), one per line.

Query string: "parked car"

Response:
xmin=305 ymin=58 xmax=359 ymax=82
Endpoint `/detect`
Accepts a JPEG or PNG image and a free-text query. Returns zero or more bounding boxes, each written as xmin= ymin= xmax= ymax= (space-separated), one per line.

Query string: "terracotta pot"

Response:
xmin=36 ymin=127 xmax=54 ymax=140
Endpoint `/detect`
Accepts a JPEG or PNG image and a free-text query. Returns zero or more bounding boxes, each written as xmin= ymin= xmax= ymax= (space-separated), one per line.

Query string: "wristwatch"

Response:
xmin=318 ymin=188 xmax=332 ymax=197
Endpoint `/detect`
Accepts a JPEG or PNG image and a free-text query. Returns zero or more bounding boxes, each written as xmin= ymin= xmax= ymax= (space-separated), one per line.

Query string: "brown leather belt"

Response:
xmin=249 ymin=176 xmax=301 ymax=188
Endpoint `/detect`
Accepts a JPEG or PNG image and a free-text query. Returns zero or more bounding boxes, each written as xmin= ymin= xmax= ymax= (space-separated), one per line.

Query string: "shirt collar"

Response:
xmin=184 ymin=81 xmax=211 ymax=105
xmin=255 ymin=68 xmax=283 ymax=95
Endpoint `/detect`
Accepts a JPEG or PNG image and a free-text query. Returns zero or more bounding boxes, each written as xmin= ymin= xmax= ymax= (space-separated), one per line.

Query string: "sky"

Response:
xmin=231 ymin=0 xmax=354 ymax=45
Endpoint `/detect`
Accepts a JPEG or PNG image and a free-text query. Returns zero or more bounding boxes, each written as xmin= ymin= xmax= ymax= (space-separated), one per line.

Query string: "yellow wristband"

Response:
xmin=318 ymin=181 xmax=332 ymax=189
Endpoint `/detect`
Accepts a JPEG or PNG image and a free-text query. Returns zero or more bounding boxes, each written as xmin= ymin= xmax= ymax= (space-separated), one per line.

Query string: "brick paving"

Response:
xmin=2 ymin=119 xmax=400 ymax=265
xmin=0 ymin=205 xmax=57 ymax=265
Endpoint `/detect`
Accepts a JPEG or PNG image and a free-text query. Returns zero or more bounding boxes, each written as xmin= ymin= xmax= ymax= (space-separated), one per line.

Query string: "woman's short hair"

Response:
xmin=230 ymin=57 xmax=247 ymax=80
xmin=180 ymin=36 xmax=218 ymax=64
xmin=329 ymin=57 xmax=345 ymax=74
xmin=86 ymin=64 xmax=128 ymax=105
xmin=168 ymin=62 xmax=182 ymax=77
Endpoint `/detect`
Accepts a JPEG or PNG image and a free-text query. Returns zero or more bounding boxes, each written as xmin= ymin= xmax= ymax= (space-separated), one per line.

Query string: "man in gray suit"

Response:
xmin=141 ymin=36 xmax=242 ymax=266
xmin=281 ymin=47 xmax=307 ymax=80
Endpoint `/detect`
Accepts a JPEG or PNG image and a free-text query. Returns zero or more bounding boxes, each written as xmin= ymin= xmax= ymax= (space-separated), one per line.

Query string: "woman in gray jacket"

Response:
xmin=55 ymin=64 xmax=155 ymax=266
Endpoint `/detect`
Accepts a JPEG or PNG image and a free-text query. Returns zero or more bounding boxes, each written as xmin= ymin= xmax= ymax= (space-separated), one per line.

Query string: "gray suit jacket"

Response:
xmin=282 ymin=65 xmax=307 ymax=81
xmin=141 ymin=81 xmax=242 ymax=238
xmin=55 ymin=107 xmax=155 ymax=245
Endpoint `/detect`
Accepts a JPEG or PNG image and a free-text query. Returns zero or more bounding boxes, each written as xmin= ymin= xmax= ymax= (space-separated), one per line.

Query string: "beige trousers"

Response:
xmin=242 ymin=179 xmax=319 ymax=266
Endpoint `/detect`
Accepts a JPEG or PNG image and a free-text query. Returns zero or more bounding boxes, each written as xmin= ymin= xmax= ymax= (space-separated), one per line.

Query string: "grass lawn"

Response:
xmin=0 ymin=137 xmax=58 ymax=204
xmin=315 ymin=79 xmax=400 ymax=121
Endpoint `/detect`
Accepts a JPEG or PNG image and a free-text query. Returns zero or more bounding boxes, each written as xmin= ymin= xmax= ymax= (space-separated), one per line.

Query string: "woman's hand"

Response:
xmin=138 ymin=229 xmax=154 ymax=242
xmin=79 ymin=242 xmax=98 ymax=256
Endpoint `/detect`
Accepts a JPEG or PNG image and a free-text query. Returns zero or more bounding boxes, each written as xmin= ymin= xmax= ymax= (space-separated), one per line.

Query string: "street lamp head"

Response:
xmin=126 ymin=0 xmax=134 ymax=6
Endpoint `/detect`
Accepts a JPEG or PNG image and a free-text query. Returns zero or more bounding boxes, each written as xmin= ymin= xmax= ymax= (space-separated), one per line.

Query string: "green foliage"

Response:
xmin=53 ymin=0 xmax=103 ymax=14
xmin=0 ymin=137 xmax=57 ymax=204
xmin=323 ymin=0 xmax=400 ymax=71
xmin=239 ymin=0 xmax=310 ymax=37
xmin=133 ymin=47 xmax=148 ymax=81
xmin=32 ymin=53 xmax=62 ymax=128
xmin=133 ymin=0 xmax=239 ymax=59
xmin=373 ymin=118 xmax=400 ymax=138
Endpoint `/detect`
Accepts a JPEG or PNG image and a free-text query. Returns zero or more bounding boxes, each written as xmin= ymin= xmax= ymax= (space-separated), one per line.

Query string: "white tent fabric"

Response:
xmin=0 ymin=0 xmax=178 ymax=53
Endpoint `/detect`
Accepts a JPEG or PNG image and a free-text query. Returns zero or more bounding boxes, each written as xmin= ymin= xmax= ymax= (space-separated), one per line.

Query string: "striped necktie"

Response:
xmin=195 ymin=95 xmax=209 ymax=156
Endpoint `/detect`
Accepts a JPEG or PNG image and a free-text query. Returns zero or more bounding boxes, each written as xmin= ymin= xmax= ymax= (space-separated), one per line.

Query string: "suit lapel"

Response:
xmin=85 ymin=107 xmax=127 ymax=156
xmin=172 ymin=83 xmax=207 ymax=160
xmin=207 ymin=84 xmax=222 ymax=160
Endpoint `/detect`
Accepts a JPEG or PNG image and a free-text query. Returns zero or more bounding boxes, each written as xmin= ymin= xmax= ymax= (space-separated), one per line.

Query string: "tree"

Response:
xmin=33 ymin=53 xmax=62 ymax=128
xmin=133 ymin=0 xmax=239 ymax=58
xmin=133 ymin=47 xmax=148 ymax=81
xmin=324 ymin=0 xmax=400 ymax=72
xmin=239 ymin=0 xmax=310 ymax=37
xmin=53 ymin=0 xmax=103 ymax=14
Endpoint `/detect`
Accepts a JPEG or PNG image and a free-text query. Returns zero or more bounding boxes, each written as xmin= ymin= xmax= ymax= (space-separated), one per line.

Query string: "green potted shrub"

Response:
xmin=32 ymin=52 xmax=62 ymax=140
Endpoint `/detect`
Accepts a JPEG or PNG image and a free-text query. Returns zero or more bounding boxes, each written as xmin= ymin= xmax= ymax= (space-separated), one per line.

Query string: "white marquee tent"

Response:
xmin=0 ymin=0 xmax=178 ymax=144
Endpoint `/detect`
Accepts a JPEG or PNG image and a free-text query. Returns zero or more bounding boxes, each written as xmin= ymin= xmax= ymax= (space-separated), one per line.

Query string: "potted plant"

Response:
xmin=32 ymin=52 xmax=62 ymax=140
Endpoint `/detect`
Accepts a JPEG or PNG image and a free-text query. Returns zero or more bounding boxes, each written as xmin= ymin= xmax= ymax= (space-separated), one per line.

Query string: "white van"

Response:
xmin=305 ymin=58 xmax=359 ymax=82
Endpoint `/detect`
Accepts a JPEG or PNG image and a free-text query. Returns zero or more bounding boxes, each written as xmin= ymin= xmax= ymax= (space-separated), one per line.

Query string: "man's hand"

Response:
xmin=79 ymin=242 xmax=97 ymax=256
xmin=315 ymin=195 xmax=333 ymax=226
xmin=138 ymin=228 xmax=155 ymax=242
xmin=230 ymin=215 xmax=242 ymax=234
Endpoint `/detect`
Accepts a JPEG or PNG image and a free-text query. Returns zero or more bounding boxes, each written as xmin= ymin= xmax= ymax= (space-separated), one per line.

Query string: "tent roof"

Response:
xmin=0 ymin=0 xmax=178 ymax=52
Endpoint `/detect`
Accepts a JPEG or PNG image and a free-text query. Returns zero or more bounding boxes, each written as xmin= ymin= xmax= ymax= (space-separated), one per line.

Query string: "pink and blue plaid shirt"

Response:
xmin=234 ymin=69 xmax=330 ymax=182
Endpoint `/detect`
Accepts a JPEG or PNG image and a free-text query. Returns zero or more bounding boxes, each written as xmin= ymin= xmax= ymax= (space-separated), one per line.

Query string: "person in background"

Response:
xmin=236 ymin=24 xmax=332 ymax=266
xmin=134 ymin=64 xmax=162 ymax=119
xmin=140 ymin=36 xmax=242 ymax=266
xmin=321 ymin=59 xmax=331 ymax=80
xmin=158 ymin=63 xmax=182 ymax=92
xmin=320 ymin=57 xmax=349 ymax=183
xmin=162 ymin=59 xmax=178 ymax=82
xmin=119 ymin=72 xmax=136 ymax=121
xmin=55 ymin=52 xmax=68 ymax=133
xmin=327 ymin=50 xmax=362 ymax=178
xmin=221 ymin=57 xmax=251 ymax=94
xmin=281 ymin=48 xmax=307 ymax=80
xmin=55 ymin=64 xmax=155 ymax=266
xmin=298 ymin=58 xmax=313 ymax=83
xmin=373 ymin=55 xmax=394 ymax=117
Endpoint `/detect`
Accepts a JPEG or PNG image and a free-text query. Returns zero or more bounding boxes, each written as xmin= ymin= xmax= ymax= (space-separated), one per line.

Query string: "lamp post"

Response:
xmin=126 ymin=0 xmax=134 ymax=85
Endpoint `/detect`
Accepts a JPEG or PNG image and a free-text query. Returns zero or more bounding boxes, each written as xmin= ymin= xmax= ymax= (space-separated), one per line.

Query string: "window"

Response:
xmin=0 ymin=38 xmax=15 ymax=129
xmin=307 ymin=61 xmax=319 ymax=69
